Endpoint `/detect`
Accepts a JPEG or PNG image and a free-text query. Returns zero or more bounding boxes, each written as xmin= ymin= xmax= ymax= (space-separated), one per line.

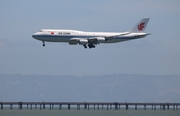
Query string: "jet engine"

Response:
xmin=96 ymin=37 xmax=106 ymax=43
xmin=79 ymin=39 xmax=88 ymax=45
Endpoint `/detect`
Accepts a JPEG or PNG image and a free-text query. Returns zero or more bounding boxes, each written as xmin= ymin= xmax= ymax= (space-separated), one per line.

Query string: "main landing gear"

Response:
xmin=83 ymin=45 xmax=87 ymax=48
xmin=88 ymin=43 xmax=95 ymax=49
xmin=83 ymin=44 xmax=96 ymax=49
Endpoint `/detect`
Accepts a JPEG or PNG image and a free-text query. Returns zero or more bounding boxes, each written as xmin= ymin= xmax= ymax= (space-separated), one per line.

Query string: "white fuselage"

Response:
xmin=32 ymin=29 xmax=147 ymax=43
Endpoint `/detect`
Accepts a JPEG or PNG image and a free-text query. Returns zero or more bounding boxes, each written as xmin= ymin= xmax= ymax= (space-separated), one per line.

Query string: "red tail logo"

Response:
xmin=138 ymin=22 xmax=145 ymax=31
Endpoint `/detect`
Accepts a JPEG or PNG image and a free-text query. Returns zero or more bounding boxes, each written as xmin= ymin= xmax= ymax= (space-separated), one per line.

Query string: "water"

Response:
xmin=0 ymin=108 xmax=180 ymax=116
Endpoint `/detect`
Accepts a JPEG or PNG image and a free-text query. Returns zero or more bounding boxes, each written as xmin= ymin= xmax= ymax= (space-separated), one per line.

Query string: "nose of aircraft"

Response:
xmin=32 ymin=34 xmax=35 ymax=38
xmin=32 ymin=32 xmax=44 ymax=41
xmin=32 ymin=33 xmax=37 ymax=39
xmin=32 ymin=32 xmax=41 ymax=39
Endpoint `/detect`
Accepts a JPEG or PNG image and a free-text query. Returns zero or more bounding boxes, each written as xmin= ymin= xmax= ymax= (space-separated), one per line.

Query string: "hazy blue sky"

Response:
xmin=0 ymin=0 xmax=180 ymax=76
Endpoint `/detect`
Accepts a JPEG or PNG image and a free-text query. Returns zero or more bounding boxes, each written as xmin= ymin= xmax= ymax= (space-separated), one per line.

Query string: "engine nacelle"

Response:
xmin=96 ymin=37 xmax=106 ymax=43
xmin=79 ymin=39 xmax=88 ymax=45
xmin=69 ymin=40 xmax=78 ymax=45
xmin=69 ymin=38 xmax=79 ymax=45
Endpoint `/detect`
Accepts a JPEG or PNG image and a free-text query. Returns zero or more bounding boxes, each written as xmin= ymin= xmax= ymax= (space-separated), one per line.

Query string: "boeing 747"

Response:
xmin=32 ymin=17 xmax=150 ymax=48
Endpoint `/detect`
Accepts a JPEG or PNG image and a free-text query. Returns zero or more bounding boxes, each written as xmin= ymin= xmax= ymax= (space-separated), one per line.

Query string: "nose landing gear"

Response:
xmin=42 ymin=41 xmax=45 ymax=47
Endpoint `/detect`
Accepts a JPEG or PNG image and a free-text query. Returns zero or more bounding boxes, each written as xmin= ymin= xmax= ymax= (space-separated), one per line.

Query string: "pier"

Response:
xmin=0 ymin=102 xmax=179 ymax=110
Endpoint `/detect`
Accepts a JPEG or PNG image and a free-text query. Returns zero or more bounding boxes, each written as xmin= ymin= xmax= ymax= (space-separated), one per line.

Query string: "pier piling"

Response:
xmin=10 ymin=104 xmax=13 ymax=110
xmin=126 ymin=104 xmax=128 ymax=110
xmin=68 ymin=104 xmax=70 ymax=110
xmin=135 ymin=105 xmax=137 ymax=110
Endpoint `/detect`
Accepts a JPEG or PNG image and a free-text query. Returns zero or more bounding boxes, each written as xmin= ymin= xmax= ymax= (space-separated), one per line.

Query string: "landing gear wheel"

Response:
xmin=88 ymin=44 xmax=95 ymax=48
xmin=83 ymin=45 xmax=87 ymax=48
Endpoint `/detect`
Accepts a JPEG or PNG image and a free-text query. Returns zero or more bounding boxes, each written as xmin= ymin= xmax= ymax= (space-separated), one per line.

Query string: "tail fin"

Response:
xmin=128 ymin=17 xmax=150 ymax=33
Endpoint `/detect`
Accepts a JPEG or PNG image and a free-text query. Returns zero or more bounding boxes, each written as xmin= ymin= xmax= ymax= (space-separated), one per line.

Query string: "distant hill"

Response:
xmin=0 ymin=74 xmax=180 ymax=102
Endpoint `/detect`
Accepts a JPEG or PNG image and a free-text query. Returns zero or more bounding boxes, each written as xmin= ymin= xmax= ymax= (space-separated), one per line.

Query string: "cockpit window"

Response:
xmin=39 ymin=30 xmax=43 ymax=32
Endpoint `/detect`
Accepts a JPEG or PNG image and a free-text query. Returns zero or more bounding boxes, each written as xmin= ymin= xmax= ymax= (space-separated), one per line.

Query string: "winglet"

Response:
xmin=128 ymin=17 xmax=150 ymax=33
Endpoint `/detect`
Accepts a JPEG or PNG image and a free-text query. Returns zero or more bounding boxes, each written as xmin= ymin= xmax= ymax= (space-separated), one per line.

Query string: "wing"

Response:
xmin=105 ymin=32 xmax=131 ymax=40
xmin=68 ymin=32 xmax=131 ymax=48
xmin=88 ymin=32 xmax=131 ymax=44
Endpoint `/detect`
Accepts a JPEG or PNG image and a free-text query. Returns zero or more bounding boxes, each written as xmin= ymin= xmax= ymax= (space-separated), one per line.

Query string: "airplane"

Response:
xmin=32 ymin=17 xmax=150 ymax=48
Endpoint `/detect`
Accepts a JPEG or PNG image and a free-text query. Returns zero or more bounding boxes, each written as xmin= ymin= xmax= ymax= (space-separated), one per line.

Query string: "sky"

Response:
xmin=0 ymin=0 xmax=180 ymax=76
